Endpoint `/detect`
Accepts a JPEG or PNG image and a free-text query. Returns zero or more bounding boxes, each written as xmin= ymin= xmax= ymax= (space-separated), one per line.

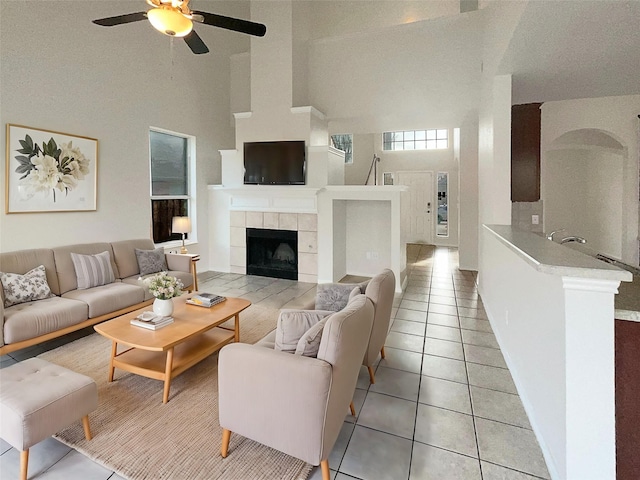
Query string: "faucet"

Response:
xmin=561 ymin=236 xmax=587 ymax=244
xmin=546 ymin=229 xmax=566 ymax=241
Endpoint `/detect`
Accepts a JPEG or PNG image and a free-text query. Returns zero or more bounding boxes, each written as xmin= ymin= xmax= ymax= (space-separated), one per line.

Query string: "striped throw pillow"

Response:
xmin=70 ymin=251 xmax=116 ymax=289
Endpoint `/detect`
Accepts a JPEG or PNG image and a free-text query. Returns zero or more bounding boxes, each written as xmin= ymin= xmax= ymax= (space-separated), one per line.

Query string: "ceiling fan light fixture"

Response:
xmin=147 ymin=7 xmax=192 ymax=37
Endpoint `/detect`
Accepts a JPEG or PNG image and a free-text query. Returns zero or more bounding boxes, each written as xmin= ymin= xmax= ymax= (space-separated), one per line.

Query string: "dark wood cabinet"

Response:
xmin=511 ymin=103 xmax=542 ymax=202
xmin=615 ymin=318 xmax=640 ymax=480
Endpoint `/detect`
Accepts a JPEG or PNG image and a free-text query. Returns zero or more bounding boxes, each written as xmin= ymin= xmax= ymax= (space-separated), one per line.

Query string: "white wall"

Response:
xmin=346 ymin=201 xmax=392 ymax=275
xmin=480 ymin=228 xmax=566 ymax=479
xmin=545 ymin=149 xmax=624 ymax=259
xmin=541 ymin=95 xmax=640 ymax=266
xmin=478 ymin=74 xmax=513 ymax=227
xmin=459 ymin=119 xmax=479 ymax=270
xmin=480 ymin=226 xmax=623 ymax=480
xmin=0 ymin=0 xmax=247 ymax=269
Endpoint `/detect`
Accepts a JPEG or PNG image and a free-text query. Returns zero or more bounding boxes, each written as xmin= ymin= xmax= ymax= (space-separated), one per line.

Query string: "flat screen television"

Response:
xmin=243 ymin=140 xmax=306 ymax=185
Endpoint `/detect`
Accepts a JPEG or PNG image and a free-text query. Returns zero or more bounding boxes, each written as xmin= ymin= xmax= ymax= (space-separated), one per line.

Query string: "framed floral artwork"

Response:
xmin=5 ymin=124 xmax=98 ymax=213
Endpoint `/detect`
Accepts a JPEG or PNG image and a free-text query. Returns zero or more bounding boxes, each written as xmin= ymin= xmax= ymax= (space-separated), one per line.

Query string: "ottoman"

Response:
xmin=0 ymin=358 xmax=98 ymax=480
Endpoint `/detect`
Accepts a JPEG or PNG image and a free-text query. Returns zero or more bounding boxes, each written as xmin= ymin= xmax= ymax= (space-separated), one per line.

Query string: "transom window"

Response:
xmin=383 ymin=129 xmax=448 ymax=151
xmin=149 ymin=129 xmax=194 ymax=244
xmin=330 ymin=134 xmax=353 ymax=164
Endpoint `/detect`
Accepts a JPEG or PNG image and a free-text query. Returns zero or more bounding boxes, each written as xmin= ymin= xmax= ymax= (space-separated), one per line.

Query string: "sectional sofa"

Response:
xmin=0 ymin=239 xmax=194 ymax=355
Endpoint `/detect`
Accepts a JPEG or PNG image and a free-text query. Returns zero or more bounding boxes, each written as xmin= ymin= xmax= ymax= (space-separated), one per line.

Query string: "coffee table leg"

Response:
xmin=108 ymin=341 xmax=117 ymax=382
xmin=163 ymin=348 xmax=175 ymax=404
xmin=234 ymin=313 xmax=240 ymax=342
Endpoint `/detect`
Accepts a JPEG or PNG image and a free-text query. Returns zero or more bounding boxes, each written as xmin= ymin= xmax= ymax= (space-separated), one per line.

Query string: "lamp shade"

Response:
xmin=172 ymin=216 xmax=192 ymax=234
xmin=147 ymin=7 xmax=193 ymax=37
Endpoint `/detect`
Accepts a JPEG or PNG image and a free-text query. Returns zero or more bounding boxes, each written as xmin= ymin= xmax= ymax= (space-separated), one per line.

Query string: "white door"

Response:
xmin=397 ymin=171 xmax=434 ymax=244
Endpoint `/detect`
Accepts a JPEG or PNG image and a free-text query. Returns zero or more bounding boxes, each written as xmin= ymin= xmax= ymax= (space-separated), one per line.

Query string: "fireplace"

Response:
xmin=246 ymin=228 xmax=298 ymax=280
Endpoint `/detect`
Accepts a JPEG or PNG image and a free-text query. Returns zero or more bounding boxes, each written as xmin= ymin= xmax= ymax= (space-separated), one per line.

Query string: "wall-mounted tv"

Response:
xmin=243 ymin=140 xmax=306 ymax=185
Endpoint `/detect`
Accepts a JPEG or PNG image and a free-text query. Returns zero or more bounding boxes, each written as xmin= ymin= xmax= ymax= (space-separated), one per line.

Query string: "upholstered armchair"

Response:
xmin=218 ymin=294 xmax=374 ymax=480
xmin=303 ymin=269 xmax=396 ymax=384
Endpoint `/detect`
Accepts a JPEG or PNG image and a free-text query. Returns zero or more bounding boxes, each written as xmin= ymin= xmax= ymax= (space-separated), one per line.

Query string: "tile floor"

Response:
xmin=1 ymin=245 xmax=550 ymax=480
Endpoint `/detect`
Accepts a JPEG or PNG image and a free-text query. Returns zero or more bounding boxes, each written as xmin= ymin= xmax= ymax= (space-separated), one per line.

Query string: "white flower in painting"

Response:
xmin=56 ymin=174 xmax=78 ymax=192
xmin=14 ymin=135 xmax=92 ymax=202
xmin=27 ymin=153 xmax=60 ymax=191
xmin=60 ymin=141 xmax=90 ymax=179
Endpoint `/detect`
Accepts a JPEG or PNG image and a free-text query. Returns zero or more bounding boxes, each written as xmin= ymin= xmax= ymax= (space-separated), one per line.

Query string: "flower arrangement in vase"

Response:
xmin=143 ymin=272 xmax=184 ymax=317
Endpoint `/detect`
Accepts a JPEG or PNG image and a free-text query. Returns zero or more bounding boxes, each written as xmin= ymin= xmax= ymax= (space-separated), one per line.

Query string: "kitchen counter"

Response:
xmin=484 ymin=225 xmax=636 ymax=320
xmin=556 ymin=240 xmax=639 ymax=322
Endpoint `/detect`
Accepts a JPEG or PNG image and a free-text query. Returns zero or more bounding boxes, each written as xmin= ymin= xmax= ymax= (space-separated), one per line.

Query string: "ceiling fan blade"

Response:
xmin=93 ymin=12 xmax=147 ymax=27
xmin=193 ymin=11 xmax=266 ymax=37
xmin=184 ymin=31 xmax=209 ymax=55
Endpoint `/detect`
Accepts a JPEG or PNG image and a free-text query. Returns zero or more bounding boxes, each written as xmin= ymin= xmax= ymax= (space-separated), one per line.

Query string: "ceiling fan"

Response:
xmin=92 ymin=0 xmax=266 ymax=55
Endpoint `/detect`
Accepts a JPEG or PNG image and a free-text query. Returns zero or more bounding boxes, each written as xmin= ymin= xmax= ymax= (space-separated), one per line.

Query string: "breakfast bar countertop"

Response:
xmin=483 ymin=225 xmax=637 ymax=322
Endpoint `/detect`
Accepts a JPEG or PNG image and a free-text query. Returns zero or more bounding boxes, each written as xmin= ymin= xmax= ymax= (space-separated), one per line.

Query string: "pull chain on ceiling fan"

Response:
xmin=92 ymin=0 xmax=266 ymax=55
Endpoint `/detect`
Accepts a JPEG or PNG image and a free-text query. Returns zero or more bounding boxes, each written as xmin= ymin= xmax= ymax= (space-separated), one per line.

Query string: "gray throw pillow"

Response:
xmin=70 ymin=251 xmax=116 ymax=289
xmin=315 ymin=284 xmax=362 ymax=311
xmin=295 ymin=313 xmax=334 ymax=357
xmin=0 ymin=265 xmax=54 ymax=307
xmin=135 ymin=248 xmax=168 ymax=276
xmin=274 ymin=309 xmax=334 ymax=354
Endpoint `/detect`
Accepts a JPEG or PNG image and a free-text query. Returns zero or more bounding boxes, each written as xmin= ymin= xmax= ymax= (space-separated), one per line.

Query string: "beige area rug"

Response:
xmin=38 ymin=303 xmax=313 ymax=480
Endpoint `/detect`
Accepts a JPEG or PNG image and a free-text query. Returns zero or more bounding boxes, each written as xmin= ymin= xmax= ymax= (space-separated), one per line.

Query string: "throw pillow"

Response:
xmin=0 ymin=265 xmax=54 ymax=308
xmin=274 ymin=309 xmax=334 ymax=354
xmin=295 ymin=313 xmax=334 ymax=357
xmin=316 ymin=283 xmax=362 ymax=311
xmin=70 ymin=251 xmax=116 ymax=289
xmin=135 ymin=247 xmax=168 ymax=276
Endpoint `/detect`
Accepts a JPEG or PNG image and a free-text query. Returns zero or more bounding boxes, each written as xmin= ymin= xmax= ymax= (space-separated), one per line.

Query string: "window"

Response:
xmin=437 ymin=172 xmax=449 ymax=237
xmin=330 ymin=134 xmax=353 ymax=164
xmin=149 ymin=129 xmax=194 ymax=244
xmin=382 ymin=129 xmax=448 ymax=151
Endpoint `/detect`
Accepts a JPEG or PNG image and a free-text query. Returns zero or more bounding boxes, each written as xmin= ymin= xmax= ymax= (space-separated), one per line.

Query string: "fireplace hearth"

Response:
xmin=246 ymin=228 xmax=298 ymax=280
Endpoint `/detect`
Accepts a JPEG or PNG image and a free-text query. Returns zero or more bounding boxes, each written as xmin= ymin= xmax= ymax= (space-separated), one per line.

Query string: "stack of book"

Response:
xmin=130 ymin=311 xmax=174 ymax=330
xmin=186 ymin=293 xmax=226 ymax=308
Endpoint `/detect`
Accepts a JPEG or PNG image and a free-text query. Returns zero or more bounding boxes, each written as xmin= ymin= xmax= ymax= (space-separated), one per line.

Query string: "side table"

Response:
xmin=181 ymin=254 xmax=200 ymax=291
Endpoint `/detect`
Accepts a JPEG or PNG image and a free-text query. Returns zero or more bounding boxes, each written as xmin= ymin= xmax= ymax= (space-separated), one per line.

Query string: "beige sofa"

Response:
xmin=0 ymin=239 xmax=193 ymax=355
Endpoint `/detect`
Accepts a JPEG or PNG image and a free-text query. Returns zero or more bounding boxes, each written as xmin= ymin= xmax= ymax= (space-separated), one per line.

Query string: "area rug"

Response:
xmin=38 ymin=303 xmax=313 ymax=480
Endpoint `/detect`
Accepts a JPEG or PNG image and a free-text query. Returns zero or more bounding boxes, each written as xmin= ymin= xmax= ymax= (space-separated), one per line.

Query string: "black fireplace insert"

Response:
xmin=246 ymin=228 xmax=298 ymax=280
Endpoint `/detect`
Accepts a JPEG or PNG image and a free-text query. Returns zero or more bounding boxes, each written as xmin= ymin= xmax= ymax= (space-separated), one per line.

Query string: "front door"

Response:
xmin=397 ymin=171 xmax=434 ymax=244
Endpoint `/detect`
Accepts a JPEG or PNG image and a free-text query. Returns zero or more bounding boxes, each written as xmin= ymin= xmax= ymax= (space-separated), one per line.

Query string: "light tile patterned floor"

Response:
xmin=0 ymin=245 xmax=550 ymax=479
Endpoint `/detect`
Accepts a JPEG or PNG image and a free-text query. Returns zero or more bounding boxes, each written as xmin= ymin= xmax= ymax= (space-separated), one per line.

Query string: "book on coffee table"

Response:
xmin=186 ymin=293 xmax=226 ymax=308
xmin=130 ymin=312 xmax=174 ymax=330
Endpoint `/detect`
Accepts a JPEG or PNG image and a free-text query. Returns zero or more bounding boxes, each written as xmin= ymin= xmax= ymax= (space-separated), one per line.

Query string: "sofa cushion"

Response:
xmin=53 ymin=243 xmax=118 ymax=294
xmin=274 ymin=309 xmax=334 ymax=354
xmin=111 ymin=239 xmax=155 ymax=279
xmin=3 ymin=297 xmax=88 ymax=344
xmin=63 ymin=282 xmax=145 ymax=318
xmin=1 ymin=265 xmax=54 ymax=307
xmin=315 ymin=284 xmax=362 ymax=312
xmin=0 ymin=249 xmax=60 ymax=297
xmin=70 ymin=251 xmax=116 ymax=289
xmin=135 ymin=248 xmax=168 ymax=276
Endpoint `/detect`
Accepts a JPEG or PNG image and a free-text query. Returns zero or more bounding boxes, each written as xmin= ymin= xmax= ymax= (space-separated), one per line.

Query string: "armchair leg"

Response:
xmin=221 ymin=429 xmax=231 ymax=458
xmin=82 ymin=415 xmax=92 ymax=441
xmin=20 ymin=450 xmax=28 ymax=480
xmin=367 ymin=365 xmax=376 ymax=384
xmin=320 ymin=459 xmax=330 ymax=480
xmin=350 ymin=401 xmax=356 ymax=416
xmin=380 ymin=346 xmax=386 ymax=359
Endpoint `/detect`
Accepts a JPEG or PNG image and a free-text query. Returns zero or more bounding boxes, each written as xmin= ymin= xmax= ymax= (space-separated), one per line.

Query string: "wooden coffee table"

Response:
xmin=94 ymin=295 xmax=251 ymax=403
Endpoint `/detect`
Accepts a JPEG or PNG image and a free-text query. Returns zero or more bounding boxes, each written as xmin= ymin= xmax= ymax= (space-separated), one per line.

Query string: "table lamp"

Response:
xmin=172 ymin=216 xmax=191 ymax=254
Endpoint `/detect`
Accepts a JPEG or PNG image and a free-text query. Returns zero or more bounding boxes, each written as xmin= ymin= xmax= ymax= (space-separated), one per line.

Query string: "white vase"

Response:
xmin=153 ymin=298 xmax=174 ymax=317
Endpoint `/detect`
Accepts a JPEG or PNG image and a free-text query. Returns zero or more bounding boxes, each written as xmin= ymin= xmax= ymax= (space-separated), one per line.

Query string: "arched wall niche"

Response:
xmin=544 ymin=128 xmax=626 ymax=259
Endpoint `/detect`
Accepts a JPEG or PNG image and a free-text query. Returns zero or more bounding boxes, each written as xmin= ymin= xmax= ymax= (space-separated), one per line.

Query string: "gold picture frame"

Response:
xmin=5 ymin=124 xmax=98 ymax=213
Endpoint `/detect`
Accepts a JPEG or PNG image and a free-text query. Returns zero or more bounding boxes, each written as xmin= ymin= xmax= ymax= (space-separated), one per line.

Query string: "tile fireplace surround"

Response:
xmin=229 ymin=210 xmax=318 ymax=283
